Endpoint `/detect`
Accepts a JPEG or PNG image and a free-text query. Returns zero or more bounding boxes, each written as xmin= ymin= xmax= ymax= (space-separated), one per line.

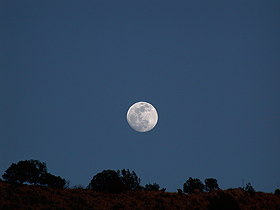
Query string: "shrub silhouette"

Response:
xmin=2 ymin=159 xmax=66 ymax=188
xmin=183 ymin=177 xmax=204 ymax=193
xmin=177 ymin=189 xmax=182 ymax=195
xmin=145 ymin=183 xmax=160 ymax=191
xmin=205 ymin=178 xmax=219 ymax=191
xmin=245 ymin=182 xmax=255 ymax=197
xmin=208 ymin=191 xmax=241 ymax=210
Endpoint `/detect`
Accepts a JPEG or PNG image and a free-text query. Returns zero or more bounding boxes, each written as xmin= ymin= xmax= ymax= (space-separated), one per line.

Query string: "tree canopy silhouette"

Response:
xmin=87 ymin=169 xmax=141 ymax=193
xmin=2 ymin=159 xmax=65 ymax=188
xmin=205 ymin=178 xmax=219 ymax=191
xmin=41 ymin=172 xmax=66 ymax=188
xmin=183 ymin=177 xmax=205 ymax=193
xmin=2 ymin=160 xmax=47 ymax=185
xmin=120 ymin=169 xmax=141 ymax=191
xmin=87 ymin=169 xmax=124 ymax=193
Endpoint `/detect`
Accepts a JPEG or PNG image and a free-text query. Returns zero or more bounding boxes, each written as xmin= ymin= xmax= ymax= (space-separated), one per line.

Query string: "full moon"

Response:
xmin=127 ymin=101 xmax=158 ymax=132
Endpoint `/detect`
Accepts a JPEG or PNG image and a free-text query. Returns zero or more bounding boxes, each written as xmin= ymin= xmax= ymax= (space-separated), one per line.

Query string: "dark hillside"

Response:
xmin=0 ymin=180 xmax=279 ymax=210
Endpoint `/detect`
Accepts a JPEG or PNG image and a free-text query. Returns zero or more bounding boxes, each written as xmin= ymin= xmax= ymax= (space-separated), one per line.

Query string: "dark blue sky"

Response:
xmin=1 ymin=1 xmax=279 ymax=192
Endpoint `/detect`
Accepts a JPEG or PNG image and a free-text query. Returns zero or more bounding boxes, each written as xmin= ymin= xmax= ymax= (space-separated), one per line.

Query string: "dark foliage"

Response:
xmin=88 ymin=170 xmax=123 ymax=193
xmin=111 ymin=202 xmax=125 ymax=210
xmin=205 ymin=178 xmax=219 ymax=191
xmin=119 ymin=169 xmax=141 ymax=191
xmin=245 ymin=183 xmax=255 ymax=197
xmin=1 ymin=179 xmax=280 ymax=210
xmin=88 ymin=169 xmax=141 ymax=193
xmin=2 ymin=160 xmax=47 ymax=185
xmin=41 ymin=173 xmax=66 ymax=188
xmin=145 ymin=183 xmax=160 ymax=191
xmin=183 ymin=177 xmax=205 ymax=193
xmin=177 ymin=189 xmax=182 ymax=195
xmin=2 ymin=160 xmax=65 ymax=188
xmin=275 ymin=189 xmax=280 ymax=195
xmin=208 ymin=191 xmax=241 ymax=210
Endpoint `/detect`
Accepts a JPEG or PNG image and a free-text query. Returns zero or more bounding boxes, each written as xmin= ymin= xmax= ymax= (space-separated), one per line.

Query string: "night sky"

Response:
xmin=1 ymin=1 xmax=279 ymax=193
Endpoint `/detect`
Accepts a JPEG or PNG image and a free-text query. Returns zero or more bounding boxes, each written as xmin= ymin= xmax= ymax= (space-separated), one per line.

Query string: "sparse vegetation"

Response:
xmin=0 ymin=179 xmax=280 ymax=209
xmin=1 ymin=160 xmax=279 ymax=209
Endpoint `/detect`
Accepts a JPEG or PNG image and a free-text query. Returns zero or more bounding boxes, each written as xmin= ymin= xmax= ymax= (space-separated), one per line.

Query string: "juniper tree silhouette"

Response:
xmin=183 ymin=177 xmax=205 ymax=193
xmin=2 ymin=159 xmax=66 ymax=188
xmin=88 ymin=169 xmax=141 ymax=193
xmin=2 ymin=160 xmax=47 ymax=185
xmin=88 ymin=170 xmax=122 ymax=193
xmin=205 ymin=178 xmax=219 ymax=191
xmin=119 ymin=169 xmax=141 ymax=191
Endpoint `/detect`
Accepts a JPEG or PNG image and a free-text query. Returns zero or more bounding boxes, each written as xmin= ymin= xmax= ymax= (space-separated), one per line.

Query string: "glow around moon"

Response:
xmin=127 ymin=101 xmax=158 ymax=132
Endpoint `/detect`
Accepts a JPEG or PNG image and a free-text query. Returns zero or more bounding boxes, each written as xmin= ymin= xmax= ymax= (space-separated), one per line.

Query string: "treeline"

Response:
xmin=2 ymin=159 xmax=279 ymax=195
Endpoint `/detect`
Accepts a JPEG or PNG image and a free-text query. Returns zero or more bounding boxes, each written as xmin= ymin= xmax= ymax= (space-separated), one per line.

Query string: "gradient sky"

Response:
xmin=1 ymin=1 xmax=280 ymax=193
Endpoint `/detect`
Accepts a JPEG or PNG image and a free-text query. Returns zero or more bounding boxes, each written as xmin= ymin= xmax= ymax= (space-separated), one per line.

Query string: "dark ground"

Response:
xmin=0 ymin=180 xmax=279 ymax=210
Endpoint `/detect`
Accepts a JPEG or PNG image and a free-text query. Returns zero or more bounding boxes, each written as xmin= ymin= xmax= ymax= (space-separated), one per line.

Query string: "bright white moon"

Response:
xmin=127 ymin=101 xmax=158 ymax=132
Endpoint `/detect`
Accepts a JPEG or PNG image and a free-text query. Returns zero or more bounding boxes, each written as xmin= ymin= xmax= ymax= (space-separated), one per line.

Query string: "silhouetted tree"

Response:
xmin=183 ymin=177 xmax=205 ymax=193
xmin=2 ymin=160 xmax=47 ymax=185
xmin=205 ymin=178 xmax=219 ymax=191
xmin=41 ymin=173 xmax=66 ymax=188
xmin=119 ymin=169 xmax=140 ymax=191
xmin=275 ymin=189 xmax=280 ymax=195
xmin=88 ymin=169 xmax=142 ymax=193
xmin=87 ymin=170 xmax=123 ymax=193
xmin=2 ymin=160 xmax=66 ymax=188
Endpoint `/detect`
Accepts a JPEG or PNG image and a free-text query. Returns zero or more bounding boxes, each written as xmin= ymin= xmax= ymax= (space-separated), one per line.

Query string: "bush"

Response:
xmin=145 ymin=183 xmax=160 ymax=191
xmin=177 ymin=189 xmax=182 ymax=195
xmin=245 ymin=183 xmax=255 ymax=197
xmin=208 ymin=191 xmax=241 ymax=210
xmin=205 ymin=178 xmax=219 ymax=191
xmin=275 ymin=189 xmax=280 ymax=195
